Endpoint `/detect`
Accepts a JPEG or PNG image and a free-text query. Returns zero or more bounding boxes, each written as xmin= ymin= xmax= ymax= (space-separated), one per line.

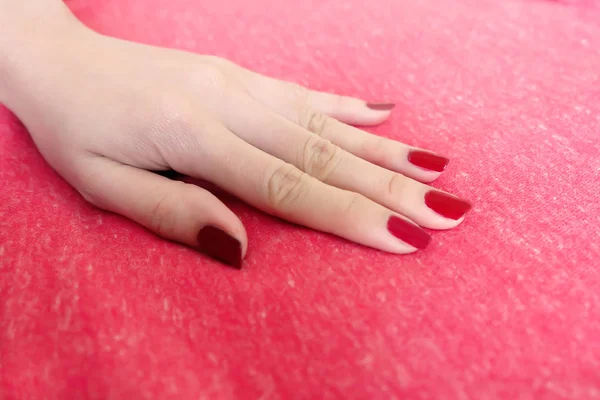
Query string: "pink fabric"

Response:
xmin=1 ymin=0 xmax=599 ymax=398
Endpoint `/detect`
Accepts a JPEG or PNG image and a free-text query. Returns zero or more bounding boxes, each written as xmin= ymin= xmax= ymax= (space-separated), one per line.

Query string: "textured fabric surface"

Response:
xmin=1 ymin=0 xmax=600 ymax=399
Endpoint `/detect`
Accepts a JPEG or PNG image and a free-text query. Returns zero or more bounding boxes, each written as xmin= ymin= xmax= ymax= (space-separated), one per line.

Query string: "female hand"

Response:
xmin=1 ymin=19 xmax=471 ymax=268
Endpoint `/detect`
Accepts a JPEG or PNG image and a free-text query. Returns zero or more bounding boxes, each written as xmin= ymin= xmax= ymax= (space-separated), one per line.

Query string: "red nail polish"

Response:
xmin=425 ymin=191 xmax=472 ymax=220
xmin=387 ymin=216 xmax=431 ymax=250
xmin=366 ymin=102 xmax=396 ymax=111
xmin=408 ymin=150 xmax=449 ymax=172
xmin=197 ymin=226 xmax=243 ymax=269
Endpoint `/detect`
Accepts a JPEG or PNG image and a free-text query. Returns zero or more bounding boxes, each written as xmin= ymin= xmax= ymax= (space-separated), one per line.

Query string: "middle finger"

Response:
xmin=222 ymin=92 xmax=471 ymax=230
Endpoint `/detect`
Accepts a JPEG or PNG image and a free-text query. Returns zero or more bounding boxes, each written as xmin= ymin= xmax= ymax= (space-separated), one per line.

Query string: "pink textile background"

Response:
xmin=1 ymin=0 xmax=599 ymax=399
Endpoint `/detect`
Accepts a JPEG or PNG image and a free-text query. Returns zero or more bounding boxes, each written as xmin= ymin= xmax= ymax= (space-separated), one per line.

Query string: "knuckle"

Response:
xmin=290 ymin=82 xmax=309 ymax=104
xmin=334 ymin=94 xmax=346 ymax=110
xmin=339 ymin=193 xmax=362 ymax=217
xmin=372 ymin=136 xmax=388 ymax=154
xmin=299 ymin=107 xmax=331 ymax=138
xmin=362 ymin=136 xmax=387 ymax=158
xmin=201 ymin=64 xmax=228 ymax=87
xmin=385 ymin=173 xmax=408 ymax=199
xmin=149 ymin=188 xmax=181 ymax=238
xmin=266 ymin=164 xmax=309 ymax=211
xmin=204 ymin=55 xmax=234 ymax=70
xmin=301 ymin=136 xmax=342 ymax=181
xmin=192 ymin=64 xmax=229 ymax=90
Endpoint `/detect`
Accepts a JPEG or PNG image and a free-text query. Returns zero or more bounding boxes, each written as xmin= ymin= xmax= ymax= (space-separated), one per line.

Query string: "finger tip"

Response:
xmin=196 ymin=225 xmax=244 ymax=269
xmin=346 ymin=113 xmax=391 ymax=127
xmin=424 ymin=191 xmax=472 ymax=222
xmin=366 ymin=102 xmax=396 ymax=111
xmin=400 ymin=247 xmax=420 ymax=255
xmin=338 ymin=101 xmax=394 ymax=126
xmin=422 ymin=215 xmax=467 ymax=231
xmin=387 ymin=215 xmax=432 ymax=251
xmin=407 ymin=150 xmax=450 ymax=173
xmin=410 ymin=170 xmax=443 ymax=183
xmin=384 ymin=243 xmax=420 ymax=255
xmin=448 ymin=215 xmax=467 ymax=228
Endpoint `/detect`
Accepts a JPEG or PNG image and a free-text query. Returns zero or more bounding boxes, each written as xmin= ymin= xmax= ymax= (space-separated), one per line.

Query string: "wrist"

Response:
xmin=0 ymin=1 xmax=76 ymax=30
xmin=0 ymin=2 xmax=89 ymax=104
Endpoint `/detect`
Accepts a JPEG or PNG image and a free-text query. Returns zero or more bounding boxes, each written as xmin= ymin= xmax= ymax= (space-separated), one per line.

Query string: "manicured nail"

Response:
xmin=366 ymin=102 xmax=396 ymax=111
xmin=425 ymin=191 xmax=472 ymax=220
xmin=197 ymin=226 xmax=243 ymax=269
xmin=387 ymin=216 xmax=431 ymax=250
xmin=408 ymin=150 xmax=449 ymax=172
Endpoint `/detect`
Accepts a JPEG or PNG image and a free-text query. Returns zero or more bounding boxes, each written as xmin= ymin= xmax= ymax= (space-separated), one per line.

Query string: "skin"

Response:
xmin=0 ymin=1 xmax=470 ymax=263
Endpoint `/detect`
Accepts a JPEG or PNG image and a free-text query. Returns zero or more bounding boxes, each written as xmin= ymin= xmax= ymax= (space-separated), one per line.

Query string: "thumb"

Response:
xmin=75 ymin=158 xmax=247 ymax=268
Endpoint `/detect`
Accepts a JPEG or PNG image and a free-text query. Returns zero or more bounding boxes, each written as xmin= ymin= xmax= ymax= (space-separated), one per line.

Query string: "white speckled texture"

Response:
xmin=1 ymin=0 xmax=600 ymax=399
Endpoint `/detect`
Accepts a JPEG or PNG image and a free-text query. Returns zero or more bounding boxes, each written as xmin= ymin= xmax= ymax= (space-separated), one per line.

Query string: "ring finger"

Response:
xmin=216 ymin=59 xmax=449 ymax=183
xmin=177 ymin=125 xmax=431 ymax=254
xmin=222 ymin=92 xmax=471 ymax=230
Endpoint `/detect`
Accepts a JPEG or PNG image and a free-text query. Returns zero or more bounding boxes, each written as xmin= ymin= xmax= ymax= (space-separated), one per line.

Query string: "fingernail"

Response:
xmin=408 ymin=150 xmax=449 ymax=172
xmin=425 ymin=191 xmax=472 ymax=220
xmin=387 ymin=216 xmax=431 ymax=250
xmin=197 ymin=226 xmax=243 ymax=269
xmin=366 ymin=102 xmax=396 ymax=111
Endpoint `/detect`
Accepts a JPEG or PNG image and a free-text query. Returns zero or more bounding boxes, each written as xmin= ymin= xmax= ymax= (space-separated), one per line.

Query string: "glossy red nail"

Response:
xmin=197 ymin=226 xmax=243 ymax=269
xmin=366 ymin=102 xmax=396 ymax=111
xmin=408 ymin=150 xmax=449 ymax=172
xmin=425 ymin=191 xmax=472 ymax=220
xmin=387 ymin=216 xmax=431 ymax=250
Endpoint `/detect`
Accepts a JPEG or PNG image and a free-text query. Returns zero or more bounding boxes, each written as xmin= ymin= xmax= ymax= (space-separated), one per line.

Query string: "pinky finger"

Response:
xmin=298 ymin=87 xmax=395 ymax=126
xmin=218 ymin=59 xmax=394 ymax=126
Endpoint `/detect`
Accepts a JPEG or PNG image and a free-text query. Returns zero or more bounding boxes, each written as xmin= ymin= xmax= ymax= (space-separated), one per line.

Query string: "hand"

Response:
xmin=3 ymin=25 xmax=471 ymax=268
